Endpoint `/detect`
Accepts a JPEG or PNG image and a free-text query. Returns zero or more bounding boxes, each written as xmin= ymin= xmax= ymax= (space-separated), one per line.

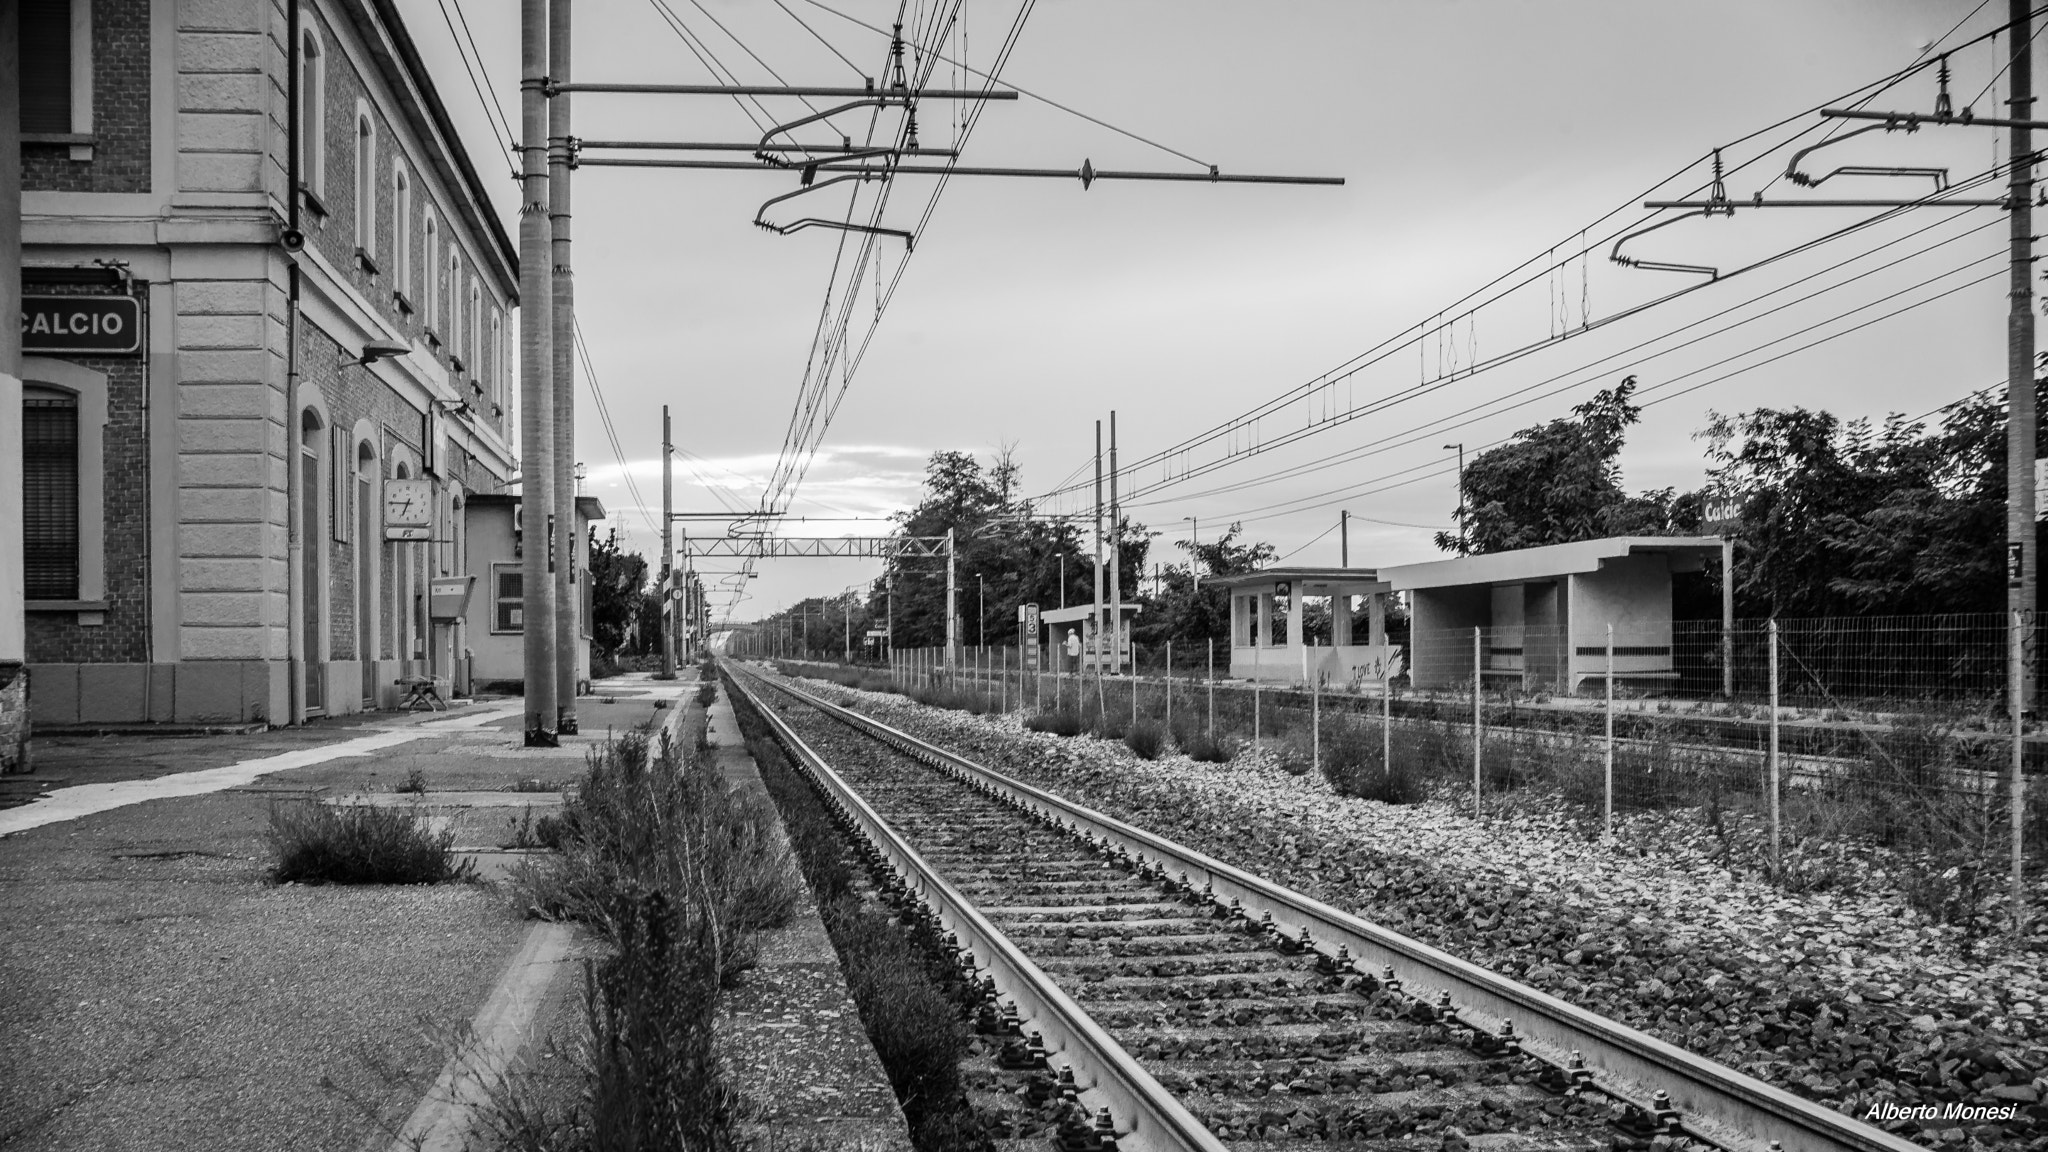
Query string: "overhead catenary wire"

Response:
xmin=1210 ymin=260 xmax=2004 ymax=531
xmin=1031 ymin=8 xmax=2048 ymax=511
xmin=1126 ymin=202 xmax=2006 ymax=509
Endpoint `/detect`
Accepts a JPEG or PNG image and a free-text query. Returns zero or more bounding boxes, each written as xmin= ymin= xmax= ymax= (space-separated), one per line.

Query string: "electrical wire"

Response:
xmin=1125 ymin=205 xmax=2004 ymax=508
xmin=796 ymin=0 xmax=1213 ymax=169
xmin=1031 ymin=10 xmax=2048 ymax=507
xmin=571 ymin=318 xmax=661 ymax=542
xmin=1214 ymin=259 xmax=2004 ymax=531
xmin=434 ymin=0 xmax=516 ymax=161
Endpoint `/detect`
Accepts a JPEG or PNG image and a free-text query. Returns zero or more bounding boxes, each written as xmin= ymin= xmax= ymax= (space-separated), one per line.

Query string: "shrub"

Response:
xmin=395 ymin=767 xmax=428 ymax=795
xmin=1318 ymin=718 xmax=1427 ymax=804
xmin=268 ymin=800 xmax=476 ymax=885
xmin=1088 ymin=711 xmax=1129 ymax=742
xmin=1124 ymin=719 xmax=1166 ymax=760
xmin=695 ymin=680 xmax=717 ymax=707
xmin=1169 ymin=717 xmax=1232 ymax=764
xmin=1024 ymin=709 xmax=1083 ymax=738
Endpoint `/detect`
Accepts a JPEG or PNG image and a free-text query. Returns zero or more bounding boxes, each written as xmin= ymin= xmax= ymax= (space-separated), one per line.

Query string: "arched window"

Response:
xmin=354 ymin=107 xmax=377 ymax=260
xmin=298 ymin=21 xmax=326 ymax=199
xmin=393 ymin=165 xmax=412 ymax=301
xmin=422 ymin=215 xmax=439 ymax=332
xmin=468 ymin=280 xmax=481 ymax=377
xmin=488 ymin=310 xmax=502 ymax=403
xmin=446 ymin=248 xmax=461 ymax=362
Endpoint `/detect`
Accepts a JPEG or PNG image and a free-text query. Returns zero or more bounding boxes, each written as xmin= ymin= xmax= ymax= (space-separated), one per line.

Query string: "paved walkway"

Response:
xmin=0 ymin=674 xmax=689 ymax=1152
xmin=0 ymin=702 xmax=523 ymax=838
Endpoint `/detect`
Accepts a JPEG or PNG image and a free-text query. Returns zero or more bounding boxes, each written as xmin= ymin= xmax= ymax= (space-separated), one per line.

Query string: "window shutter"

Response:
xmin=20 ymin=0 xmax=73 ymax=135
xmin=23 ymin=391 xmax=81 ymax=600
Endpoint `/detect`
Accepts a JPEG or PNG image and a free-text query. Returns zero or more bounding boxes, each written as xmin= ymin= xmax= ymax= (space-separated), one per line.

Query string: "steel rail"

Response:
xmin=740 ymin=663 xmax=1927 ymax=1152
xmin=723 ymin=664 xmax=1226 ymax=1152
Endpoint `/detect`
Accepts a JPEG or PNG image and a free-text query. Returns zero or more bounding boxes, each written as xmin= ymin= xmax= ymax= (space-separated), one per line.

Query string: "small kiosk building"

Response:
xmin=1380 ymin=536 xmax=1730 ymax=693
xmin=1038 ymin=604 xmax=1141 ymax=673
xmin=1212 ymin=568 xmax=1400 ymax=687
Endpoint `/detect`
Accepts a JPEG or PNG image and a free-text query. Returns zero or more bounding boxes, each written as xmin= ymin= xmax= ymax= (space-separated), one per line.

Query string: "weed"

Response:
xmin=696 ymin=680 xmax=717 ymax=707
xmin=1124 ymin=719 xmax=1166 ymax=760
xmin=1318 ymin=719 xmax=1427 ymax=804
xmin=503 ymin=777 xmax=562 ymax=793
xmin=1169 ymin=717 xmax=1233 ymax=763
xmin=396 ymin=767 xmax=428 ymax=795
xmin=268 ymin=800 xmax=475 ymax=885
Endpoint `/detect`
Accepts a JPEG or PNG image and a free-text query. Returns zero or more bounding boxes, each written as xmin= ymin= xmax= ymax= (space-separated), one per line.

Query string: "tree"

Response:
xmin=587 ymin=529 xmax=649 ymax=659
xmin=1433 ymin=377 xmax=1692 ymax=555
xmin=1135 ymin=524 xmax=1278 ymax=650
xmin=1702 ymin=384 xmax=2030 ymax=618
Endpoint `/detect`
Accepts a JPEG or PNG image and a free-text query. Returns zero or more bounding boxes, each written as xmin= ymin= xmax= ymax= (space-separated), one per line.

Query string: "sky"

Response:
xmin=398 ymin=0 xmax=2015 ymax=625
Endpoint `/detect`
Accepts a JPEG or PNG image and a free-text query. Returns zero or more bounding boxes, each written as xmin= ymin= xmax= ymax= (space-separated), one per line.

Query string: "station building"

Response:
xmin=1211 ymin=567 xmax=1399 ymax=688
xmin=16 ymin=0 xmax=522 ymax=729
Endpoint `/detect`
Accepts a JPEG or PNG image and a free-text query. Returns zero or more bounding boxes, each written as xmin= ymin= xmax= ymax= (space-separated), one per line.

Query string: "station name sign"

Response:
xmin=22 ymin=294 xmax=143 ymax=355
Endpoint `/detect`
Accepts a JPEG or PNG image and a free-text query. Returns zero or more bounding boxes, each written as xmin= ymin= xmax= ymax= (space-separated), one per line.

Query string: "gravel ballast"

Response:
xmin=791 ymin=674 xmax=2048 ymax=1152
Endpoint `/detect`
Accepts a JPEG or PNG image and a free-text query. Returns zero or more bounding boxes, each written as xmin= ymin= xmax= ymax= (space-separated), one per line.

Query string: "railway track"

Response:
xmin=725 ymin=661 xmax=1924 ymax=1152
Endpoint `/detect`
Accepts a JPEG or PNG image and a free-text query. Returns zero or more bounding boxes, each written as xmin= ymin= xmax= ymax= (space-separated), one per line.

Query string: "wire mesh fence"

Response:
xmin=774 ymin=618 xmax=2048 ymax=932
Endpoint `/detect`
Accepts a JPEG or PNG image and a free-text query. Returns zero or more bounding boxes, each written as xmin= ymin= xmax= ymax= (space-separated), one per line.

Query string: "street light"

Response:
xmin=1443 ymin=443 xmax=1466 ymax=554
xmin=1182 ymin=515 xmax=1199 ymax=594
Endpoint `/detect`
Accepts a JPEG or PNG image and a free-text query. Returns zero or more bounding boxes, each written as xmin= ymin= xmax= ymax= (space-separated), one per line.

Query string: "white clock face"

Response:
xmin=384 ymin=478 xmax=433 ymax=527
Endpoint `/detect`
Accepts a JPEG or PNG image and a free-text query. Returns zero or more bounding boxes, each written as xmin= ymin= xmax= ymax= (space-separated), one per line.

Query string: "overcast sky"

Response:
xmin=400 ymin=0 xmax=2010 ymax=624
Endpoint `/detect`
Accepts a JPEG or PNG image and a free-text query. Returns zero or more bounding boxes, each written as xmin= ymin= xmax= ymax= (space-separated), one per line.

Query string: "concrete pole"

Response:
xmin=549 ymin=0 xmax=578 ymax=732
xmin=1605 ymin=622 xmax=1615 ymax=837
xmin=1769 ymin=618 xmax=1781 ymax=880
xmin=1109 ymin=411 xmax=1122 ymax=675
xmin=1340 ymin=510 xmax=1348 ymax=567
xmin=0 ymin=0 xmax=26 ymax=771
xmin=946 ymin=528 xmax=957 ymax=672
xmin=518 ymin=0 xmax=558 ymax=746
xmin=1720 ymin=538 xmax=1734 ymax=697
xmin=660 ymin=405 xmax=674 ymax=678
xmin=1092 ymin=421 xmax=1103 ymax=671
xmin=2011 ymin=0 xmax=2040 ymax=715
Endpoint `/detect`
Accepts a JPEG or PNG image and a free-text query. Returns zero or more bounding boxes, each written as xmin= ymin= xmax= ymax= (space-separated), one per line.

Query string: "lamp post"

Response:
xmin=1182 ymin=515 xmax=1199 ymax=595
xmin=1443 ymin=443 xmax=1466 ymax=553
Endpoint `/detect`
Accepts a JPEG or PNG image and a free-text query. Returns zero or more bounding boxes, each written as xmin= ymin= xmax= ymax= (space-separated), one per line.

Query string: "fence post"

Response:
xmin=1313 ymin=668 xmax=1321 ymax=776
xmin=1472 ymin=627 xmax=1483 ymax=818
xmin=1166 ymin=641 xmax=1174 ymax=733
xmin=1207 ymin=639 xmax=1216 ymax=738
xmin=2014 ymin=609 xmax=2028 ymax=936
xmin=1254 ymin=684 xmax=1261 ymax=745
xmin=1383 ymin=667 xmax=1392 ymax=782
xmin=1768 ymin=618 xmax=1781 ymax=881
xmin=1605 ymin=622 xmax=1615 ymax=838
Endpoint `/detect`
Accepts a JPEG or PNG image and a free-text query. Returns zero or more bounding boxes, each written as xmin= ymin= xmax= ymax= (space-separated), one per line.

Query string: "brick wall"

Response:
xmin=23 ymin=319 xmax=152 ymax=665
xmin=23 ymin=0 xmax=153 ymax=193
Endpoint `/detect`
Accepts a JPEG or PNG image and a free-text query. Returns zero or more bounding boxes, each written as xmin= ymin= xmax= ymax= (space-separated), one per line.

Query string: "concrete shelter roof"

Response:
xmin=1380 ymin=536 xmax=1726 ymax=591
xmin=1209 ymin=566 xmax=1388 ymax=593
xmin=1040 ymin=604 xmax=1143 ymax=625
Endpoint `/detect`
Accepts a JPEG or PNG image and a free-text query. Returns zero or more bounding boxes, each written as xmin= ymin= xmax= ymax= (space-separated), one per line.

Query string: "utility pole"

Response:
xmin=946 ymin=529 xmax=958 ymax=669
xmin=2009 ymin=0 xmax=2038 ymax=715
xmin=660 ymin=405 xmax=674 ymax=679
xmin=517 ymin=0 xmax=558 ymax=747
xmin=1444 ymin=443 xmax=1466 ymax=554
xmin=1093 ymin=421 xmax=1104 ymax=669
xmin=1111 ymin=415 xmax=1127 ymax=666
xmin=549 ymin=0 xmax=578 ymax=733
xmin=0 ymin=0 xmax=24 ymax=774
xmin=1340 ymin=511 xmax=1349 ymax=567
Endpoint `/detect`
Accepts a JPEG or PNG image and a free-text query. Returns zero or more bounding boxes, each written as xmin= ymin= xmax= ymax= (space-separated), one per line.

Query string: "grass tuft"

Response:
xmin=267 ymin=800 xmax=475 ymax=885
xmin=1024 ymin=709 xmax=1083 ymax=738
xmin=1124 ymin=719 xmax=1166 ymax=760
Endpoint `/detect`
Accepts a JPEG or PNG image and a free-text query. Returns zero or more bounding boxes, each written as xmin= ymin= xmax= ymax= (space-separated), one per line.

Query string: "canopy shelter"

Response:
xmin=1039 ymin=604 xmax=1142 ymax=673
xmin=1211 ymin=567 xmax=1398 ymax=688
xmin=1380 ymin=536 xmax=1731 ymax=693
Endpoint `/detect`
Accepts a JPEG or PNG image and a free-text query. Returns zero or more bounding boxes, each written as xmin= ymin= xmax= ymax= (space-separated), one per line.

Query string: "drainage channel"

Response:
xmin=727 ymin=663 xmax=1850 ymax=1152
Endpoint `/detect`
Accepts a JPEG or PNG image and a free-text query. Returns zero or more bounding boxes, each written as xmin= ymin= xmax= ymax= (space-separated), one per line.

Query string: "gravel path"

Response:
xmin=795 ymin=675 xmax=2048 ymax=1151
